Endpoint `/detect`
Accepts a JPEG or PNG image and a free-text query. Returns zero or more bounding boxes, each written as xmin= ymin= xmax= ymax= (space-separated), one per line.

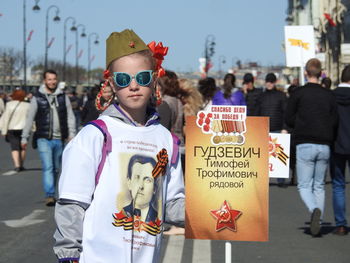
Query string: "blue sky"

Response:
xmin=0 ymin=0 xmax=288 ymax=72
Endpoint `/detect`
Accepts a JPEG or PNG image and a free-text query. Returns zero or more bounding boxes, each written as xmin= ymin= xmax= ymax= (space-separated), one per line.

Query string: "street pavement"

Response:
xmin=1 ymin=138 xmax=350 ymax=263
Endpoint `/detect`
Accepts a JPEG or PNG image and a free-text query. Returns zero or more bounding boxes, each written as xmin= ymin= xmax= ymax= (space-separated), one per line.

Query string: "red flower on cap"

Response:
xmin=148 ymin=41 xmax=168 ymax=77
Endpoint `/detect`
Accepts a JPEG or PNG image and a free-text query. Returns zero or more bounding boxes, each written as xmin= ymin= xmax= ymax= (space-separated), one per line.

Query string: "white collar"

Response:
xmin=338 ymin=83 xmax=350 ymax=88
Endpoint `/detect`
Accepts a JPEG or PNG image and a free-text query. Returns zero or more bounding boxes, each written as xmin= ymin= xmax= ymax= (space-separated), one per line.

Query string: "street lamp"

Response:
xmin=204 ymin=34 xmax=215 ymax=76
xmin=44 ymin=5 xmax=60 ymax=70
xmin=218 ymin=55 xmax=226 ymax=79
xmin=87 ymin=32 xmax=99 ymax=86
xmin=32 ymin=0 xmax=40 ymax=12
xmin=75 ymin=24 xmax=86 ymax=85
xmin=63 ymin=17 xmax=77 ymax=81
xmin=23 ymin=0 xmax=40 ymax=90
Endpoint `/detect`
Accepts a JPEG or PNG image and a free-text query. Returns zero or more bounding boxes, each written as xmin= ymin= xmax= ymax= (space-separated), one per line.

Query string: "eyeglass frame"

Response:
xmin=112 ymin=70 xmax=154 ymax=88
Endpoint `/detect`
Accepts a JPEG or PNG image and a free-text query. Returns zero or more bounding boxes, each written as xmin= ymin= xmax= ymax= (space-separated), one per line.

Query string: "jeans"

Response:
xmin=37 ymin=138 xmax=63 ymax=197
xmin=330 ymin=153 xmax=350 ymax=227
xmin=296 ymin=143 xmax=330 ymax=217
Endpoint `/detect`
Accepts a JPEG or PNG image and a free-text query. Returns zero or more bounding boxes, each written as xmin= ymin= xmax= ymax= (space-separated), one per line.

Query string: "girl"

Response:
xmin=54 ymin=29 xmax=185 ymax=263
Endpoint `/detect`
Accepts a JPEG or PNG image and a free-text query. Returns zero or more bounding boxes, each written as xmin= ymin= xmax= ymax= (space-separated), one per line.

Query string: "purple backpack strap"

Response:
xmin=87 ymin=119 xmax=112 ymax=185
xmin=171 ymin=133 xmax=181 ymax=165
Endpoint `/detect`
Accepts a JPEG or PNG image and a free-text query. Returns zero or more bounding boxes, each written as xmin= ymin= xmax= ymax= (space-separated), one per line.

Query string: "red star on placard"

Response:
xmin=210 ymin=200 xmax=242 ymax=232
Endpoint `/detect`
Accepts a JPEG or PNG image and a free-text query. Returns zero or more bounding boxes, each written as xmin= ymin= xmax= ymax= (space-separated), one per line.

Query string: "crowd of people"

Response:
xmin=0 ymin=30 xmax=349 ymax=261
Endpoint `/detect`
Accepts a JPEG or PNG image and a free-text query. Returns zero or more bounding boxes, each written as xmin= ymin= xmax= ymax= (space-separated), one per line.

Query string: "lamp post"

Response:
xmin=44 ymin=5 xmax=60 ymax=70
xmin=75 ymin=24 xmax=86 ymax=85
xmin=204 ymin=34 xmax=215 ymax=77
xmin=218 ymin=55 xmax=226 ymax=79
xmin=87 ymin=33 xmax=99 ymax=86
xmin=23 ymin=0 xmax=40 ymax=89
xmin=63 ymin=17 xmax=77 ymax=81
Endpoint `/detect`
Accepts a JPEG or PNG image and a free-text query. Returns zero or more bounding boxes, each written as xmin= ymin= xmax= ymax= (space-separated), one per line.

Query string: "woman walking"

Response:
xmin=0 ymin=89 xmax=30 ymax=172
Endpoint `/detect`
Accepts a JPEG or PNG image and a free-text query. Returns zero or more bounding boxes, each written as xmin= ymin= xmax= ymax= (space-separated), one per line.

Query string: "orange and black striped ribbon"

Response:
xmin=152 ymin=148 xmax=168 ymax=178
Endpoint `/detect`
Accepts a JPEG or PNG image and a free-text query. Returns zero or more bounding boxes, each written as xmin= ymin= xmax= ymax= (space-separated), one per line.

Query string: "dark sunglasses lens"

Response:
xmin=115 ymin=73 xmax=131 ymax=87
xmin=135 ymin=71 xmax=152 ymax=86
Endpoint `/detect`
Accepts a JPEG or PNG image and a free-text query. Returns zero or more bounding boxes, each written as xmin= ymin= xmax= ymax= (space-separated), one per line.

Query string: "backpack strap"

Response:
xmin=171 ymin=133 xmax=180 ymax=165
xmin=86 ymin=119 xmax=112 ymax=185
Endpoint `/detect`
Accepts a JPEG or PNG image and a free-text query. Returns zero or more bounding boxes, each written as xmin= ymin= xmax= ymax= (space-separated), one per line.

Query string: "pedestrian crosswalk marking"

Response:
xmin=162 ymin=236 xmax=212 ymax=263
xmin=162 ymin=235 xmax=185 ymax=263
xmin=2 ymin=170 xmax=18 ymax=176
xmin=2 ymin=209 xmax=46 ymax=228
xmin=193 ymin=239 xmax=211 ymax=262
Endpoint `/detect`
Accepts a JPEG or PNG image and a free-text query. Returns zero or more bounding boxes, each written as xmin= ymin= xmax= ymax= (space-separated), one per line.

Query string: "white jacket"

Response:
xmin=0 ymin=98 xmax=4 ymax=116
xmin=0 ymin=100 xmax=30 ymax=135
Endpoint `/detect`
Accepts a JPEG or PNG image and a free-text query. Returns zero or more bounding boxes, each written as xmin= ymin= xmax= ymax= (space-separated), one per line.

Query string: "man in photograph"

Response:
xmin=123 ymin=154 xmax=158 ymax=223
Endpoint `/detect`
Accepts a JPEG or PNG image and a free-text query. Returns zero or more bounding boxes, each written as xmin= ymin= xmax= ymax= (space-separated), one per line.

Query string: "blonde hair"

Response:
xmin=108 ymin=50 xmax=156 ymax=72
xmin=179 ymin=79 xmax=203 ymax=117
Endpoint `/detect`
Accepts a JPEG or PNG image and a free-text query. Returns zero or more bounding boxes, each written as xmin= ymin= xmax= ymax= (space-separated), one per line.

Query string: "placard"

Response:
xmin=185 ymin=106 xmax=269 ymax=241
xmin=284 ymin=25 xmax=315 ymax=67
xmin=268 ymin=133 xmax=290 ymax=178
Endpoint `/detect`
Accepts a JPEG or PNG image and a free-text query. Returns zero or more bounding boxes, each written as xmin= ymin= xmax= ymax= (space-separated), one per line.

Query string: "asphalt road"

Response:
xmin=0 ymin=138 xmax=350 ymax=263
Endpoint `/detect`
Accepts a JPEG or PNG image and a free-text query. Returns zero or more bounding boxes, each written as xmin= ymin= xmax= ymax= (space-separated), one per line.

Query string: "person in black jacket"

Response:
xmin=286 ymin=84 xmax=299 ymax=186
xmin=330 ymin=65 xmax=350 ymax=236
xmin=257 ymin=73 xmax=288 ymax=187
xmin=285 ymin=58 xmax=338 ymax=237
xmin=242 ymin=73 xmax=262 ymax=116
xmin=257 ymin=73 xmax=287 ymax=133
xmin=81 ymin=85 xmax=100 ymax=126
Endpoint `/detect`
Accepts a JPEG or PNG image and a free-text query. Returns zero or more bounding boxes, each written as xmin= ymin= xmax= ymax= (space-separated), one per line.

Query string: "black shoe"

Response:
xmin=333 ymin=226 xmax=348 ymax=236
xmin=310 ymin=208 xmax=321 ymax=237
xmin=14 ymin=167 xmax=21 ymax=173
xmin=277 ymin=182 xmax=288 ymax=188
xmin=19 ymin=166 xmax=26 ymax=171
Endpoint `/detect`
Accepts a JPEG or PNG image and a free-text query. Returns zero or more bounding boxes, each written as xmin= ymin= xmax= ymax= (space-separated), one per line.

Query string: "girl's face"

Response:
xmin=109 ymin=54 xmax=154 ymax=115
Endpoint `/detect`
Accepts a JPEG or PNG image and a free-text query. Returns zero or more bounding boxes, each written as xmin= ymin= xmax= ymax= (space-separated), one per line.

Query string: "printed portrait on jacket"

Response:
xmin=112 ymin=150 xmax=168 ymax=236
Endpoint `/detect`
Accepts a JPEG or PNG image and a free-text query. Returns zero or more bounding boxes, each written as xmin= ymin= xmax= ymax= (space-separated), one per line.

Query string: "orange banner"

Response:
xmin=185 ymin=110 xmax=269 ymax=242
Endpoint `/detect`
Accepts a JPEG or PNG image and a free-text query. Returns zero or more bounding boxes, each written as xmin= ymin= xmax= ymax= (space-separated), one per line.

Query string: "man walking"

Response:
xmin=285 ymin=58 xmax=338 ymax=237
xmin=256 ymin=73 xmax=287 ymax=133
xmin=21 ymin=69 xmax=76 ymax=206
xmin=330 ymin=65 xmax=350 ymax=236
xmin=256 ymin=73 xmax=288 ymax=187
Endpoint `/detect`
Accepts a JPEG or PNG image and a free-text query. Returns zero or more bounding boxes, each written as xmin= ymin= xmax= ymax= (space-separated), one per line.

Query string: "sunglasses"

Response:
xmin=113 ymin=70 xmax=153 ymax=88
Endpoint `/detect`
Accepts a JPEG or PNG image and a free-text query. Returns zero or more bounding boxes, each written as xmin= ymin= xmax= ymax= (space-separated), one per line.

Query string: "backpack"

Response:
xmin=87 ymin=119 xmax=180 ymax=186
xmin=87 ymin=119 xmax=112 ymax=185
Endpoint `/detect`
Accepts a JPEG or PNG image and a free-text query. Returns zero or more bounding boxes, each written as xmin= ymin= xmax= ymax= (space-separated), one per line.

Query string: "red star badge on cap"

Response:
xmin=129 ymin=41 xmax=135 ymax=48
xmin=210 ymin=200 xmax=242 ymax=232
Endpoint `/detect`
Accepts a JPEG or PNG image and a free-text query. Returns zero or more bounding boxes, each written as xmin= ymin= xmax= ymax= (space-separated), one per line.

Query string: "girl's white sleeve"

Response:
xmin=58 ymin=125 xmax=104 ymax=204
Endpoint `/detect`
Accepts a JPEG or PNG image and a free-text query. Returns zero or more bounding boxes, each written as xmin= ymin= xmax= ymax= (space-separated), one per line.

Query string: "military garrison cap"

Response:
xmin=106 ymin=29 xmax=149 ymax=68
